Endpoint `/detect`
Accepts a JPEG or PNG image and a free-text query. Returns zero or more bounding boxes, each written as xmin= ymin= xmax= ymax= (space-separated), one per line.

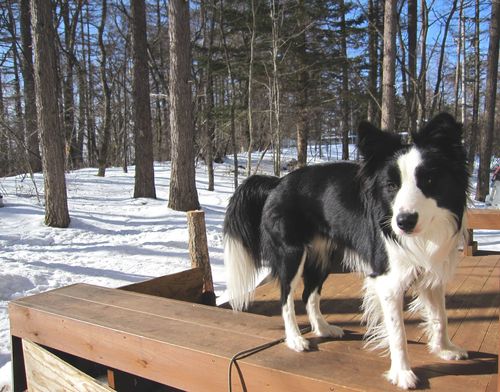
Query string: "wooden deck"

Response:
xmin=9 ymin=253 xmax=499 ymax=391
xmin=248 ymin=253 xmax=499 ymax=391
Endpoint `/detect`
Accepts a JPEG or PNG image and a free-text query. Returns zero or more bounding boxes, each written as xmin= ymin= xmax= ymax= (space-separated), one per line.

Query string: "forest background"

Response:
xmin=0 ymin=0 xmax=498 ymax=223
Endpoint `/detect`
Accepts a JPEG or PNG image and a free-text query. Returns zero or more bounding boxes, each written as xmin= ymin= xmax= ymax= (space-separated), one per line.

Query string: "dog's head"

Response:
xmin=358 ymin=113 xmax=468 ymax=238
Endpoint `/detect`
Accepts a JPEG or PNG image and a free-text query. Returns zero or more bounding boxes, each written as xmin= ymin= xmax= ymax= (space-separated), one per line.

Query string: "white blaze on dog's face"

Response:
xmin=391 ymin=148 xmax=439 ymax=236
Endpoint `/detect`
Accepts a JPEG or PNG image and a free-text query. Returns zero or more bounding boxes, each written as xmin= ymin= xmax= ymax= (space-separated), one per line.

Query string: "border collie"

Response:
xmin=223 ymin=113 xmax=469 ymax=389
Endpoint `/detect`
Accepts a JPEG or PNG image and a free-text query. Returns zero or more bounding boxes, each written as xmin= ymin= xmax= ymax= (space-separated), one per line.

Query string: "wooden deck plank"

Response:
xmin=9 ymin=254 xmax=497 ymax=392
xmin=53 ymin=283 xmax=284 ymax=340
xmin=8 ymin=284 xmax=402 ymax=392
xmin=249 ymin=254 xmax=498 ymax=391
xmin=408 ymin=254 xmax=488 ymax=343
xmin=467 ymin=209 xmax=500 ymax=230
xmin=452 ymin=258 xmax=499 ymax=352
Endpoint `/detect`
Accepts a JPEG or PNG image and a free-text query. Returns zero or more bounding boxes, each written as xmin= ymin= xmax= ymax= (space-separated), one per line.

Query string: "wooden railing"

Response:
xmin=464 ymin=208 xmax=500 ymax=256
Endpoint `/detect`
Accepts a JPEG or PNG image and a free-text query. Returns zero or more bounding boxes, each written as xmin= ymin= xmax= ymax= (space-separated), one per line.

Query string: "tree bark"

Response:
xmin=270 ymin=0 xmax=282 ymax=176
xmin=430 ymin=0 xmax=457 ymax=116
xmin=296 ymin=0 xmax=308 ymax=167
xmin=61 ymin=2 xmax=83 ymax=169
xmin=85 ymin=3 xmax=97 ymax=167
xmin=131 ymin=0 xmax=156 ymax=198
xmin=31 ymin=0 xmax=70 ymax=228
xmin=407 ymin=0 xmax=417 ymax=133
xmin=367 ymin=0 xmax=379 ymax=123
xmin=380 ymin=0 xmax=396 ymax=130
xmin=20 ymin=0 xmax=42 ymax=173
xmin=219 ymin=0 xmax=238 ymax=189
xmin=168 ymin=0 xmax=200 ymax=211
xmin=417 ymin=0 xmax=428 ymax=125
xmin=467 ymin=0 xmax=481 ymax=172
xmin=97 ymin=0 xmax=112 ymax=177
xmin=476 ymin=0 xmax=500 ymax=201
xmin=339 ymin=0 xmax=350 ymax=160
xmin=246 ymin=0 xmax=256 ymax=175
xmin=202 ymin=0 xmax=216 ymax=191
xmin=187 ymin=210 xmax=215 ymax=305
xmin=6 ymin=1 xmax=24 ymax=167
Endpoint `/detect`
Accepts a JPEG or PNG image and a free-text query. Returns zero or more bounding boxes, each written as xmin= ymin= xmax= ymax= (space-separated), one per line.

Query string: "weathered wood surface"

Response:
xmin=249 ymin=253 xmax=499 ymax=392
xmin=465 ymin=209 xmax=500 ymax=255
xmin=467 ymin=209 xmax=500 ymax=230
xmin=120 ymin=267 xmax=204 ymax=303
xmin=9 ymin=254 xmax=498 ymax=392
xmin=187 ymin=210 xmax=214 ymax=292
xmin=23 ymin=339 xmax=113 ymax=392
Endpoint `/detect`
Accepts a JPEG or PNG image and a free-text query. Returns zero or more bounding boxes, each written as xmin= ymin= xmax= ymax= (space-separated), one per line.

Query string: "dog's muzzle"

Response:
xmin=396 ymin=212 xmax=419 ymax=234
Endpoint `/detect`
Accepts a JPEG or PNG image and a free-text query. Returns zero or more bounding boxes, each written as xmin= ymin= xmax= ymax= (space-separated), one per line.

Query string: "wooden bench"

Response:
xmin=10 ymin=283 xmax=338 ymax=392
xmin=464 ymin=209 xmax=500 ymax=256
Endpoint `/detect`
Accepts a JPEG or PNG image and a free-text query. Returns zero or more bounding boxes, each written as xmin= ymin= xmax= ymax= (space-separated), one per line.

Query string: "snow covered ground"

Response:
xmin=0 ymin=148 xmax=498 ymax=389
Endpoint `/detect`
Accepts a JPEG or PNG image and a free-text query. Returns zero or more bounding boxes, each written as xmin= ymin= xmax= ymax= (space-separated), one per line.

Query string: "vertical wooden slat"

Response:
xmin=23 ymin=340 xmax=113 ymax=391
xmin=187 ymin=210 xmax=216 ymax=305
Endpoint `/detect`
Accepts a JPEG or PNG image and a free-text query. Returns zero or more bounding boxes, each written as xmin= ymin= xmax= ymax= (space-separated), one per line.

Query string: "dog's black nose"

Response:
xmin=396 ymin=212 xmax=419 ymax=233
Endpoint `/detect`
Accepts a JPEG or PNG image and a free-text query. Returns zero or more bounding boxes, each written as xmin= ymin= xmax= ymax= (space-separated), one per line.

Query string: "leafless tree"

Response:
xmin=168 ymin=0 xmax=200 ymax=211
xmin=131 ymin=0 xmax=156 ymax=198
xmin=476 ymin=0 xmax=499 ymax=201
xmin=31 ymin=0 xmax=70 ymax=227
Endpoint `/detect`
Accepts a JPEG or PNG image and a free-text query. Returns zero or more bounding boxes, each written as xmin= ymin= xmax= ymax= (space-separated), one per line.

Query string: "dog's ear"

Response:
xmin=412 ymin=112 xmax=462 ymax=147
xmin=357 ymin=121 xmax=402 ymax=161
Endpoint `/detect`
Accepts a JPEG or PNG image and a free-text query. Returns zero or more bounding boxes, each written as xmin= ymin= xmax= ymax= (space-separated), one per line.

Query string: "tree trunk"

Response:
xmin=220 ymin=0 xmax=238 ymax=189
xmin=31 ymin=0 xmax=70 ymax=228
xmin=476 ymin=0 xmax=500 ymax=201
xmin=270 ymin=0 xmax=282 ymax=176
xmin=407 ymin=0 xmax=417 ymax=133
xmin=168 ymin=0 xmax=200 ymax=211
xmin=296 ymin=0 xmax=308 ymax=168
xmin=97 ymin=0 xmax=111 ymax=177
xmin=339 ymin=0 xmax=350 ymax=160
xmin=454 ymin=8 xmax=462 ymax=119
xmin=75 ymin=12 xmax=87 ymax=168
xmin=85 ymin=3 xmax=97 ymax=167
xmin=367 ymin=0 xmax=379 ymax=123
xmin=202 ymin=0 xmax=216 ymax=191
xmin=460 ymin=2 xmax=467 ymax=125
xmin=247 ymin=0 xmax=256 ymax=176
xmin=417 ymin=0 xmax=428 ymax=125
xmin=6 ymin=2 xmax=24 ymax=170
xmin=61 ymin=2 xmax=83 ymax=169
xmin=187 ymin=210 xmax=215 ymax=305
xmin=20 ymin=0 xmax=42 ymax=173
xmin=0 ymin=71 xmax=10 ymax=176
xmin=131 ymin=0 xmax=156 ymax=198
xmin=430 ymin=0 xmax=458 ymax=116
xmin=467 ymin=0 xmax=481 ymax=172
xmin=380 ymin=0 xmax=396 ymax=131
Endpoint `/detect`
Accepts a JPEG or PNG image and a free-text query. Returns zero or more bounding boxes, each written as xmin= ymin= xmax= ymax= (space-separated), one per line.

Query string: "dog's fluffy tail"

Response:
xmin=223 ymin=175 xmax=280 ymax=311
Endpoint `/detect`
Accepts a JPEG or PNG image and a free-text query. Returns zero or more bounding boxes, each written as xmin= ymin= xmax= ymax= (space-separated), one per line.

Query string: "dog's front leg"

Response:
xmin=417 ymin=284 xmax=468 ymax=360
xmin=375 ymin=277 xmax=418 ymax=390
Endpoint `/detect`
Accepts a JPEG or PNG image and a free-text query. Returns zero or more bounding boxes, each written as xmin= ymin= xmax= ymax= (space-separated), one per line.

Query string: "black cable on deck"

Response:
xmin=228 ymin=326 xmax=312 ymax=392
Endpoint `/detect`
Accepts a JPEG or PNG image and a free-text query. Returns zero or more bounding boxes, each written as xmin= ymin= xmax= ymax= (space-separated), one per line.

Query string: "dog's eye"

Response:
xmin=423 ymin=175 xmax=434 ymax=187
xmin=386 ymin=182 xmax=398 ymax=192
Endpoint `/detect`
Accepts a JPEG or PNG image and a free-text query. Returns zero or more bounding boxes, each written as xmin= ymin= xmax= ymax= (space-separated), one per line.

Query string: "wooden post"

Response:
xmin=187 ymin=210 xmax=216 ymax=305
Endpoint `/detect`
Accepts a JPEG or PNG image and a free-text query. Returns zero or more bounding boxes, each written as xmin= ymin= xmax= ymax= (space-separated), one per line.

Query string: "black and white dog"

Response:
xmin=223 ymin=113 xmax=469 ymax=389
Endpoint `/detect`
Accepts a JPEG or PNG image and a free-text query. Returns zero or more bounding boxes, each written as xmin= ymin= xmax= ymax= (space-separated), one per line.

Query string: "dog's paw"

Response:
xmin=285 ymin=335 xmax=310 ymax=352
xmin=433 ymin=344 xmax=468 ymax=360
xmin=385 ymin=368 xmax=418 ymax=390
xmin=314 ymin=323 xmax=344 ymax=338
